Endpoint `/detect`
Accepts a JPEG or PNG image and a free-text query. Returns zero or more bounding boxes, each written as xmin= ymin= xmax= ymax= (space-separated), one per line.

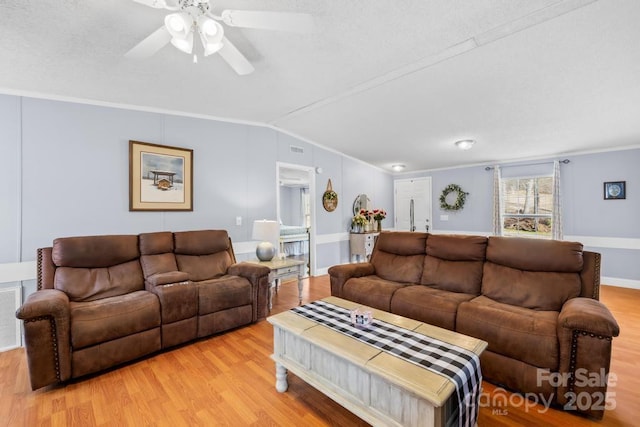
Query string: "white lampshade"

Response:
xmin=252 ymin=220 xmax=279 ymax=261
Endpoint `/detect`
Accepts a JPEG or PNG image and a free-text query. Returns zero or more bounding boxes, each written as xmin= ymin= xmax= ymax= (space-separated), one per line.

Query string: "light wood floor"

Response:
xmin=1 ymin=277 xmax=637 ymax=426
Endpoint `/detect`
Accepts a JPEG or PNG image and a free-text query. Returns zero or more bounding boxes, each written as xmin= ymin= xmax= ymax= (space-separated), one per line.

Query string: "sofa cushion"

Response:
xmin=342 ymin=276 xmax=407 ymax=311
xmin=140 ymin=253 xmax=179 ymax=278
xmin=374 ymin=231 xmax=428 ymax=256
xmin=420 ymin=234 xmax=487 ymax=294
xmin=55 ymin=260 xmax=144 ymax=302
xmin=482 ymin=263 xmax=581 ymax=311
xmin=176 ymin=252 xmax=232 ymax=282
xmin=457 ymin=296 xmax=559 ymax=370
xmin=197 ymin=275 xmax=252 ymax=315
xmin=486 ymin=236 xmax=583 ymax=272
xmin=370 ymin=232 xmax=427 ymax=283
xmin=482 ymin=237 xmax=584 ymax=311
xmin=52 ymin=235 xmax=139 ymax=268
xmin=174 ymin=230 xmax=231 ymax=256
xmin=390 ymin=285 xmax=476 ymax=330
xmin=139 ymin=231 xmax=174 ymax=255
xmin=426 ymin=234 xmax=488 ymax=261
xmin=70 ymin=290 xmax=160 ymax=349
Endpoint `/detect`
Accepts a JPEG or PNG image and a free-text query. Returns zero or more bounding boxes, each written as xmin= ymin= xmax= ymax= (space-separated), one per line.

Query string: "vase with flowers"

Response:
xmin=372 ymin=209 xmax=387 ymax=232
xmin=352 ymin=211 xmax=368 ymax=233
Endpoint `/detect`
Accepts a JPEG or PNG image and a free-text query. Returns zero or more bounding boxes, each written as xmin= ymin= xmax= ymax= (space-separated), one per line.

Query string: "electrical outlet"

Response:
xmin=236 ymin=216 xmax=242 ymax=226
xmin=440 ymin=215 xmax=449 ymax=221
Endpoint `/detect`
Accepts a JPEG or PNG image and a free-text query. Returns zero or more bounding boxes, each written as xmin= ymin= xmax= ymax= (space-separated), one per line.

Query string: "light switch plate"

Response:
xmin=236 ymin=216 xmax=242 ymax=226
xmin=440 ymin=215 xmax=449 ymax=221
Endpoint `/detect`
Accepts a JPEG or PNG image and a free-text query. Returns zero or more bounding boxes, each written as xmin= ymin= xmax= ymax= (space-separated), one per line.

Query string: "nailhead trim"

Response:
xmin=37 ymin=249 xmax=44 ymax=291
xmin=24 ymin=315 xmax=61 ymax=382
xmin=593 ymin=253 xmax=601 ymax=300
xmin=568 ymin=329 xmax=612 ymax=393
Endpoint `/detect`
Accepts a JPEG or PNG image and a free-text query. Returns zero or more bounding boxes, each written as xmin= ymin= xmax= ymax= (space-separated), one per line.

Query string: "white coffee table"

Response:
xmin=267 ymin=296 xmax=487 ymax=427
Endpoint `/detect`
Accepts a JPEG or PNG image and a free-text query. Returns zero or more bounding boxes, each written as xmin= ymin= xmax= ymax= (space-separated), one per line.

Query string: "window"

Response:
xmin=501 ymin=176 xmax=553 ymax=238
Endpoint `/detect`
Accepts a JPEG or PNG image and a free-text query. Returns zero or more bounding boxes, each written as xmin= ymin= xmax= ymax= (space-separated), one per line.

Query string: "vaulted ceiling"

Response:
xmin=1 ymin=0 xmax=639 ymax=172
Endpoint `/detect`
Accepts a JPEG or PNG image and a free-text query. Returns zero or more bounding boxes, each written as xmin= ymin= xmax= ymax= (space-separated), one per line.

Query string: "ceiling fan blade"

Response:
xmin=125 ymin=26 xmax=172 ymax=59
xmin=218 ymin=37 xmax=255 ymax=75
xmin=221 ymin=10 xmax=315 ymax=33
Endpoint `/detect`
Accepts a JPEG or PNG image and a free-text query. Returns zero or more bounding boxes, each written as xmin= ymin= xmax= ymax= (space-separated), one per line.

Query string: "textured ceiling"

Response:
xmin=1 ymin=0 xmax=639 ymax=172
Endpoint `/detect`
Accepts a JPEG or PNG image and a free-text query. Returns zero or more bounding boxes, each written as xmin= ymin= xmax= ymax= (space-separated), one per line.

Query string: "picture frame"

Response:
xmin=603 ymin=181 xmax=626 ymax=200
xmin=129 ymin=140 xmax=193 ymax=211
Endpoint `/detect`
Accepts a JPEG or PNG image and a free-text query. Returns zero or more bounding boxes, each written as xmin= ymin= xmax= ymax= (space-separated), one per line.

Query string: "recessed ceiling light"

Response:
xmin=455 ymin=139 xmax=476 ymax=150
xmin=391 ymin=164 xmax=406 ymax=171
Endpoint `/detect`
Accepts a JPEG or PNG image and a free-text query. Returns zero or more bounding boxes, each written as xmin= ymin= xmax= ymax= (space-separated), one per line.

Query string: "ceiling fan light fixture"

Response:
xmin=197 ymin=16 xmax=224 ymax=56
xmin=455 ymin=139 xmax=476 ymax=150
xmin=203 ymin=41 xmax=224 ymax=56
xmin=165 ymin=12 xmax=192 ymax=38
xmin=170 ymin=31 xmax=194 ymax=54
xmin=200 ymin=17 xmax=219 ymax=37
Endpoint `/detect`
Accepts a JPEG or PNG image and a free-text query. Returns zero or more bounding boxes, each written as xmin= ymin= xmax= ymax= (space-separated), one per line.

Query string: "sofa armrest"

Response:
xmin=228 ymin=262 xmax=270 ymax=281
xmin=228 ymin=263 xmax=271 ymax=320
xmin=328 ymin=263 xmax=376 ymax=298
xmin=146 ymin=271 xmax=190 ymax=288
xmin=558 ymin=297 xmax=620 ymax=337
xmin=555 ymin=297 xmax=620 ymax=419
xmin=15 ymin=289 xmax=71 ymax=390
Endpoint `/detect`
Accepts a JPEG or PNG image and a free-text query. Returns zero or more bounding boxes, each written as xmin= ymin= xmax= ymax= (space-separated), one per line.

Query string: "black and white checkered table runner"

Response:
xmin=291 ymin=300 xmax=482 ymax=427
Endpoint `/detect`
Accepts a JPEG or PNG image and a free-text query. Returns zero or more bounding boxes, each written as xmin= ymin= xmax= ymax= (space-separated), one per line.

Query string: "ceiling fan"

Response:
xmin=126 ymin=0 xmax=315 ymax=75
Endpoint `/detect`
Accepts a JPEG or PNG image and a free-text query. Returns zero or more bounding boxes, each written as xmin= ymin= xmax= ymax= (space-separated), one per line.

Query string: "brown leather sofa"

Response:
xmin=329 ymin=232 xmax=620 ymax=419
xmin=16 ymin=230 xmax=270 ymax=390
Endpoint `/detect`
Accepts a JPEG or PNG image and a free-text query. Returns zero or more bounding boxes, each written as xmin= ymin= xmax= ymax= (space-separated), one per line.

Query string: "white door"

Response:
xmin=394 ymin=178 xmax=432 ymax=232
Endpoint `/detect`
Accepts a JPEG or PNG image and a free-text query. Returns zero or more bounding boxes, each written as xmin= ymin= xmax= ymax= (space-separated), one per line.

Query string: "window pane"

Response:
xmin=503 ymin=217 xmax=552 ymax=237
xmin=501 ymin=175 xmax=554 ymax=239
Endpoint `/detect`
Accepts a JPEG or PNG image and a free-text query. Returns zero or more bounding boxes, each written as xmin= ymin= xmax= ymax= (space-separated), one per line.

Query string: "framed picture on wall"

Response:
xmin=129 ymin=140 xmax=193 ymax=211
xmin=603 ymin=181 xmax=626 ymax=200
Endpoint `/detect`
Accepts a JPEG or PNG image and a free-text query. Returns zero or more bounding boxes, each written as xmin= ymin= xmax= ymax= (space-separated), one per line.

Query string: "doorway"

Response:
xmin=276 ymin=162 xmax=316 ymax=277
xmin=394 ymin=177 xmax=432 ymax=233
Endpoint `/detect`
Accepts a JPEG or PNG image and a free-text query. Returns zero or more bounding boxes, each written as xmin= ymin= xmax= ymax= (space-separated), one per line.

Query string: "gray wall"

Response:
xmin=0 ymin=96 xmax=20 ymax=267
xmin=402 ymin=148 xmax=640 ymax=282
xmin=2 ymin=92 xmax=637 ymax=296
xmin=280 ymin=186 xmax=303 ymax=226
xmin=0 ymin=94 xmax=394 ymax=298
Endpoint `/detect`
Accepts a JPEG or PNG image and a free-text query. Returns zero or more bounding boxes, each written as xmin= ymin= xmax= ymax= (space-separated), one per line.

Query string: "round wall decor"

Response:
xmin=439 ymin=184 xmax=469 ymax=211
xmin=322 ymin=179 xmax=338 ymax=212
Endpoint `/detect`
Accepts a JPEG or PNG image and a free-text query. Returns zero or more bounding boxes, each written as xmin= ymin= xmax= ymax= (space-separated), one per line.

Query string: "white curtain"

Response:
xmin=552 ymin=160 xmax=563 ymax=240
xmin=492 ymin=165 xmax=503 ymax=236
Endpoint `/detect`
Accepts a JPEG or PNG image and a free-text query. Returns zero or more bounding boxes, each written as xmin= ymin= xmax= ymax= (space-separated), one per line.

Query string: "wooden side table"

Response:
xmin=245 ymin=258 xmax=306 ymax=310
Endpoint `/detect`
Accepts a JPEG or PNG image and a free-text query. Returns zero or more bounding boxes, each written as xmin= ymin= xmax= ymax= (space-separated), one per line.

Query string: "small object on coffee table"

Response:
xmin=350 ymin=308 xmax=373 ymax=328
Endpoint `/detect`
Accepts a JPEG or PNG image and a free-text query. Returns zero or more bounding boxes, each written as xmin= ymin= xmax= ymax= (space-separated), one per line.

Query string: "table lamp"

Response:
xmin=252 ymin=220 xmax=279 ymax=261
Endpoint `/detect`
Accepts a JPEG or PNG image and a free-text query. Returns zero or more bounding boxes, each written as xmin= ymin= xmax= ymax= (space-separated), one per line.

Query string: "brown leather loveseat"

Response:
xmin=16 ymin=230 xmax=270 ymax=390
xmin=328 ymin=232 xmax=620 ymax=419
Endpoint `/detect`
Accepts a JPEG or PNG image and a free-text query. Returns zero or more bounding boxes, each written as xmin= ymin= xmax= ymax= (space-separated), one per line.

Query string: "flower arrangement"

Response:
xmin=372 ymin=209 xmax=387 ymax=221
xmin=352 ymin=212 xmax=368 ymax=227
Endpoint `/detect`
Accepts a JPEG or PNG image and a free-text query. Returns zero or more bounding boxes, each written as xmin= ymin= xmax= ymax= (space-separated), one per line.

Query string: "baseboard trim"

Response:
xmin=601 ymin=277 xmax=640 ymax=290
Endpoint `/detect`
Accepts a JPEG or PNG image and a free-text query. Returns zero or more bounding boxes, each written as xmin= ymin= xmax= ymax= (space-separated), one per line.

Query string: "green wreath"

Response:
xmin=439 ymin=184 xmax=469 ymax=211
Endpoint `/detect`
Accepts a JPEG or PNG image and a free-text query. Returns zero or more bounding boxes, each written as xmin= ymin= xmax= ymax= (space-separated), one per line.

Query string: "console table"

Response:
xmin=245 ymin=258 xmax=306 ymax=310
xmin=349 ymin=232 xmax=379 ymax=262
